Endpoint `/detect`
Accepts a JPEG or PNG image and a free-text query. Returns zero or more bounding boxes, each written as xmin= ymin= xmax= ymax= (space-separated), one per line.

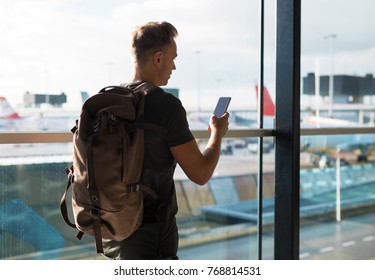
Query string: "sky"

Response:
xmin=1 ymin=0 xmax=374 ymax=111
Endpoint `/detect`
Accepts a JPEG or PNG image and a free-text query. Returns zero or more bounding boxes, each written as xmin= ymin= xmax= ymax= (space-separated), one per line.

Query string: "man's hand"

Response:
xmin=209 ymin=112 xmax=229 ymax=138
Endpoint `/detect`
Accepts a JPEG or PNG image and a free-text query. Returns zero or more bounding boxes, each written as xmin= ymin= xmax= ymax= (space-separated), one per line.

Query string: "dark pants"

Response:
xmin=102 ymin=217 xmax=179 ymax=260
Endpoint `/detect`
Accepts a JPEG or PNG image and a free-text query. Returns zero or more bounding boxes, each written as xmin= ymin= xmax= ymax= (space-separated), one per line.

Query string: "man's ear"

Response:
xmin=153 ymin=51 xmax=163 ymax=67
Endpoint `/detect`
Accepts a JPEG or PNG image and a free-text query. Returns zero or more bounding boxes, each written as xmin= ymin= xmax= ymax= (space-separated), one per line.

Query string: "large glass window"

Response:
xmin=0 ymin=138 xmax=275 ymax=260
xmin=300 ymin=0 xmax=375 ymax=259
xmin=2 ymin=0 xmax=374 ymax=261
xmin=1 ymin=0 xmax=275 ymax=260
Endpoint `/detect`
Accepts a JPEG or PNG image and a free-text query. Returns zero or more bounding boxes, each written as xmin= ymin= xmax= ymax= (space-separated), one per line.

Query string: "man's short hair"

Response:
xmin=131 ymin=21 xmax=178 ymax=64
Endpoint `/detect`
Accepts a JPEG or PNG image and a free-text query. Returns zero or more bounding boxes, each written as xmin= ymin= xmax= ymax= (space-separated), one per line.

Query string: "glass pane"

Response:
xmin=301 ymin=0 xmax=375 ymax=124
xmin=300 ymin=134 xmax=375 ymax=259
xmin=0 ymin=137 xmax=275 ymax=260
xmin=177 ymin=136 xmax=275 ymax=260
xmin=1 ymin=0 xmax=277 ymax=259
xmin=301 ymin=0 xmax=375 ymax=260
xmin=0 ymin=143 xmax=77 ymax=259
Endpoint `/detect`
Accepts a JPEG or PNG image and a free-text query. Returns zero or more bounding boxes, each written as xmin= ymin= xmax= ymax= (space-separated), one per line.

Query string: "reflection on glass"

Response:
xmin=0 ymin=143 xmax=71 ymax=259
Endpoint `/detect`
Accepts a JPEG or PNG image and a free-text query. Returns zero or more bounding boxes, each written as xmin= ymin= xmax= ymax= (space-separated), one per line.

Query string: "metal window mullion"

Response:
xmin=275 ymin=0 xmax=301 ymax=260
xmin=257 ymin=0 xmax=265 ymax=261
xmin=1 ymin=127 xmax=375 ymax=144
xmin=0 ymin=132 xmax=73 ymax=144
xmin=301 ymin=127 xmax=375 ymax=136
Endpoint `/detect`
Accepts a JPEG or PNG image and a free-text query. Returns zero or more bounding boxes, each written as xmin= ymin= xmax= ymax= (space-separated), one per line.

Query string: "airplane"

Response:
xmin=300 ymin=112 xmax=375 ymax=167
xmin=0 ymin=96 xmax=41 ymax=131
xmin=0 ymin=96 xmax=78 ymax=131
xmin=253 ymin=85 xmax=366 ymax=128
xmin=246 ymin=85 xmax=375 ymax=165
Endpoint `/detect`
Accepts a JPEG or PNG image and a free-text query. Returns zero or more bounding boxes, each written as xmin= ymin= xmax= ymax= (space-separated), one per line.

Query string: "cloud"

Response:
xmin=0 ymin=0 xmax=373 ymax=110
xmin=301 ymin=0 xmax=375 ymax=77
xmin=0 ymin=0 xmax=265 ymax=109
xmin=302 ymin=0 xmax=375 ymax=53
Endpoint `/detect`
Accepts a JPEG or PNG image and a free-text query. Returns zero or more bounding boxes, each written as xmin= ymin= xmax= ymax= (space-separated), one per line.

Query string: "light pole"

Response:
xmin=45 ymin=68 xmax=50 ymax=105
xmin=314 ymin=58 xmax=320 ymax=126
xmin=324 ymin=34 xmax=337 ymax=117
xmin=336 ymin=148 xmax=341 ymax=222
xmin=367 ymin=47 xmax=375 ymax=105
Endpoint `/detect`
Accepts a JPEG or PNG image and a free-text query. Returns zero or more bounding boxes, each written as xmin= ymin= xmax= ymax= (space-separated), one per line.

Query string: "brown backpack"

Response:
xmin=60 ymin=82 xmax=165 ymax=253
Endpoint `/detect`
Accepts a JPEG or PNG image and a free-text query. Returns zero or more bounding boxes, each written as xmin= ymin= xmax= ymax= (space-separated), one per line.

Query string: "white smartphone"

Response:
xmin=213 ymin=97 xmax=231 ymax=117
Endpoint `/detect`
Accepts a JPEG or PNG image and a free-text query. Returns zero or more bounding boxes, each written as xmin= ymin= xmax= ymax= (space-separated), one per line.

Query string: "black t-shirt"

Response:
xmin=141 ymin=87 xmax=194 ymax=224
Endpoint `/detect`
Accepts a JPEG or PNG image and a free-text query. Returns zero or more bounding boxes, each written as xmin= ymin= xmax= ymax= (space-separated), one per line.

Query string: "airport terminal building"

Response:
xmin=303 ymin=73 xmax=375 ymax=104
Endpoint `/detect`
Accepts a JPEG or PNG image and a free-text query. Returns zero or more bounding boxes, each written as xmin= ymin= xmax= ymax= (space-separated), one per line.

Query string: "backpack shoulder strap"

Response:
xmin=122 ymin=81 xmax=168 ymax=137
xmin=134 ymin=82 xmax=161 ymax=95
xmin=121 ymin=81 xmax=162 ymax=95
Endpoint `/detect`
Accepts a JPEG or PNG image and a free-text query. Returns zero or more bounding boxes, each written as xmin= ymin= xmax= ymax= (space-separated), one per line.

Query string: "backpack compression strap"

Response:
xmin=61 ymin=131 xmax=105 ymax=254
xmin=60 ymin=166 xmax=77 ymax=229
xmin=86 ymin=131 xmax=105 ymax=253
xmin=60 ymin=167 xmax=86 ymax=241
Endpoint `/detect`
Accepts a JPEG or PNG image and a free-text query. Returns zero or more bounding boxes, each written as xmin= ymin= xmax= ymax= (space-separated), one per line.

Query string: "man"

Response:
xmin=102 ymin=21 xmax=229 ymax=260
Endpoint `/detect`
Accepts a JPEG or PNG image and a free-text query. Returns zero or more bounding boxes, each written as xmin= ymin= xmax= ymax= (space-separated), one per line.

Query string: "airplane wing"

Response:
xmin=337 ymin=140 xmax=375 ymax=161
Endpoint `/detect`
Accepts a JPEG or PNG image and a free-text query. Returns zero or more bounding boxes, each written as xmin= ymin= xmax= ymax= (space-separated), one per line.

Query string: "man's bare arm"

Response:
xmin=170 ymin=112 xmax=229 ymax=185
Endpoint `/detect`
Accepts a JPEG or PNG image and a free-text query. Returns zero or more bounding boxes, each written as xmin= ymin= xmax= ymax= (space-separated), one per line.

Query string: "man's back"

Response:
xmin=141 ymin=87 xmax=194 ymax=220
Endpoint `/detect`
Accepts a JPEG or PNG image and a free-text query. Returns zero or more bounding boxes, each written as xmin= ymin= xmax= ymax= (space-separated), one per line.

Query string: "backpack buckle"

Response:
xmin=90 ymin=208 xmax=100 ymax=219
xmin=66 ymin=166 xmax=75 ymax=183
xmin=128 ymin=184 xmax=140 ymax=193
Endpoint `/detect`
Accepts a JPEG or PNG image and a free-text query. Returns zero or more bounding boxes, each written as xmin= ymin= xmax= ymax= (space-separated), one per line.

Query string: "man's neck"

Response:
xmin=132 ymin=66 xmax=157 ymax=85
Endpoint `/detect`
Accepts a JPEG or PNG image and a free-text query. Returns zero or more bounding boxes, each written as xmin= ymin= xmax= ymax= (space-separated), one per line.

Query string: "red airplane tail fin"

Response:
xmin=255 ymin=85 xmax=275 ymax=117
xmin=0 ymin=96 xmax=21 ymax=119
